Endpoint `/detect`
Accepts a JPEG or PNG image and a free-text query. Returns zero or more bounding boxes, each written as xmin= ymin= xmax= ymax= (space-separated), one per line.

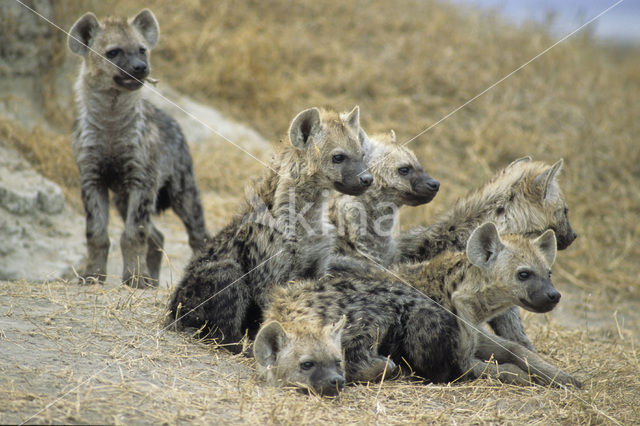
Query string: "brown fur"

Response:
xmin=256 ymin=223 xmax=581 ymax=395
xmin=396 ymin=157 xmax=577 ymax=349
xmin=330 ymin=130 xmax=438 ymax=265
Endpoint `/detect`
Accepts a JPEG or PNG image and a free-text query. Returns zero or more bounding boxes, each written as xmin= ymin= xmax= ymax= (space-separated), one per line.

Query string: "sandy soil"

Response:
xmin=1 ymin=204 xmax=639 ymax=424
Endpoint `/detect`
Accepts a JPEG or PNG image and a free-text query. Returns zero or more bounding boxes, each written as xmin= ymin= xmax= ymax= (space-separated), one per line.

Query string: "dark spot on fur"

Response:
xmin=496 ymin=207 xmax=505 ymax=215
xmin=155 ymin=183 xmax=171 ymax=212
xmin=449 ymin=226 xmax=455 ymax=232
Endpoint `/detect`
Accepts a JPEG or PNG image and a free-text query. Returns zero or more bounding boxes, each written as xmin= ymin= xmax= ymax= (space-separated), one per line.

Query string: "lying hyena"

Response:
xmin=168 ymin=107 xmax=372 ymax=352
xmin=68 ymin=9 xmax=210 ymax=287
xmin=255 ymin=222 xmax=581 ymax=395
xmin=396 ymin=157 xmax=577 ymax=350
xmin=329 ymin=130 xmax=439 ymax=266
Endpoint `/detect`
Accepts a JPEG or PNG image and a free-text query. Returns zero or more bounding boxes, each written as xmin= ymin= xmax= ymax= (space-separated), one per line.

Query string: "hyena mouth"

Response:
xmin=113 ymin=75 xmax=145 ymax=90
xmin=333 ymin=181 xmax=369 ymax=196
xmin=519 ymin=297 xmax=557 ymax=313
xmin=403 ymin=190 xmax=438 ymax=206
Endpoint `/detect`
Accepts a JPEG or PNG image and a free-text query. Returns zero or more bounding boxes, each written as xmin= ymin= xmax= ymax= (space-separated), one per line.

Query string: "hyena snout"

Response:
xmin=406 ymin=173 xmax=440 ymax=206
xmin=335 ymin=161 xmax=372 ymax=196
xmin=522 ymin=280 xmax=561 ymax=313
xmin=556 ymin=227 xmax=577 ymax=250
xmin=114 ymin=57 xmax=149 ymax=90
xmin=310 ymin=368 xmax=346 ymax=396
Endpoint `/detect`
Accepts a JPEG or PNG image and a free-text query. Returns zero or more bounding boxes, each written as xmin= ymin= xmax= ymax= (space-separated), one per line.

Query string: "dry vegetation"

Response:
xmin=2 ymin=0 xmax=639 ymax=423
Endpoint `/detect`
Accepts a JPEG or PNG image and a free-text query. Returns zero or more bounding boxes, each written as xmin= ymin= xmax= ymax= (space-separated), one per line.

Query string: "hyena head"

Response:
xmin=68 ymin=9 xmax=159 ymax=91
xmin=254 ymin=318 xmax=346 ymax=396
xmin=289 ymin=106 xmax=373 ymax=196
xmin=467 ymin=222 xmax=560 ymax=314
xmin=489 ymin=157 xmax=577 ymax=250
xmin=362 ymin=130 xmax=439 ymax=206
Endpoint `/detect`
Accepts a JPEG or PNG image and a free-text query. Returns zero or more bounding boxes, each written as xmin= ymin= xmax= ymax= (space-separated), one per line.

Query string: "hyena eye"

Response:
xmin=335 ymin=360 xmax=342 ymax=368
xmin=300 ymin=361 xmax=315 ymax=371
xmin=332 ymin=154 xmax=345 ymax=164
xmin=517 ymin=270 xmax=532 ymax=281
xmin=397 ymin=166 xmax=411 ymax=176
xmin=106 ymin=48 xmax=121 ymax=59
xmin=139 ymin=47 xmax=147 ymax=55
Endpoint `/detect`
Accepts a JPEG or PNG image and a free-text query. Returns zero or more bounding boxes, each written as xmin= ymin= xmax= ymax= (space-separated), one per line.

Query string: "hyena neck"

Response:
xmin=344 ymin=190 xmax=399 ymax=247
xmin=74 ymin=71 xmax=143 ymax=131
xmin=399 ymin=252 xmax=507 ymax=324
xmin=425 ymin=193 xmax=503 ymax=256
xmin=272 ymin=164 xmax=332 ymax=239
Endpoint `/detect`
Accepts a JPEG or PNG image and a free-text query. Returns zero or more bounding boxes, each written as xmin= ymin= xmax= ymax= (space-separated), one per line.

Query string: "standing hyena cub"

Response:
xmin=68 ymin=10 xmax=210 ymax=287
xmin=396 ymin=157 xmax=577 ymax=350
xmin=329 ymin=130 xmax=439 ymax=266
xmin=255 ymin=223 xmax=581 ymax=395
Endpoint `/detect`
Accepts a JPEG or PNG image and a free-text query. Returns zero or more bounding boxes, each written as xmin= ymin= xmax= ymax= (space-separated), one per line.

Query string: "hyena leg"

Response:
xmin=488 ymin=307 xmax=535 ymax=351
xmin=114 ymin=193 xmax=163 ymax=282
xmin=474 ymin=331 xmax=581 ymax=388
xmin=402 ymin=305 xmax=460 ymax=383
xmin=80 ymin=183 xmax=110 ymax=284
xmin=119 ymin=189 xmax=154 ymax=288
xmin=343 ymin=335 xmax=397 ymax=383
xmin=146 ymin=225 xmax=164 ymax=283
xmin=169 ymin=176 xmax=210 ymax=253
xmin=168 ymin=258 xmax=249 ymax=353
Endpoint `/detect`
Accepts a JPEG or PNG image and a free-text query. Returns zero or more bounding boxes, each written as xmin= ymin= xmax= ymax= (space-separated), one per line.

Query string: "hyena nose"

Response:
xmin=546 ymin=289 xmax=561 ymax=303
xmin=133 ymin=63 xmax=148 ymax=74
xmin=329 ymin=375 xmax=345 ymax=389
xmin=359 ymin=173 xmax=373 ymax=187
xmin=426 ymin=178 xmax=440 ymax=192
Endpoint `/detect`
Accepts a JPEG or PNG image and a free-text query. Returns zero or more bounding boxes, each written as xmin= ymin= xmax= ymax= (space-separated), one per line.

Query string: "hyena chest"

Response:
xmin=76 ymin=126 xmax=157 ymax=191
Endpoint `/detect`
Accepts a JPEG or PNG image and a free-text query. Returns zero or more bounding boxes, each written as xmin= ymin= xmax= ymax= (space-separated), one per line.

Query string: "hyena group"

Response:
xmin=254 ymin=156 xmax=580 ymax=395
xmin=68 ymin=9 xmax=580 ymax=397
xmin=256 ymin=223 xmax=580 ymax=395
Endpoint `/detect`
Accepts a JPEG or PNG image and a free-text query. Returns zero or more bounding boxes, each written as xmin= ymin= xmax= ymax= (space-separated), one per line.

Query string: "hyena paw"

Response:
xmin=122 ymin=271 xmax=158 ymax=289
xmin=355 ymin=356 xmax=398 ymax=382
xmin=76 ymin=272 xmax=105 ymax=285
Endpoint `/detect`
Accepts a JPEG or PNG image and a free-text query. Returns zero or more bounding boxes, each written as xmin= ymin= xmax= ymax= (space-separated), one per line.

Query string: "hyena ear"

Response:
xmin=68 ymin=12 xmax=100 ymax=56
xmin=388 ymin=129 xmax=397 ymax=143
xmin=466 ymin=222 xmax=504 ymax=269
xmin=131 ymin=9 xmax=160 ymax=49
xmin=344 ymin=105 xmax=360 ymax=132
xmin=534 ymin=159 xmax=563 ymax=202
xmin=533 ymin=229 xmax=557 ymax=267
xmin=358 ymin=127 xmax=369 ymax=147
xmin=289 ymin=107 xmax=321 ymax=150
xmin=507 ymin=156 xmax=532 ymax=169
xmin=254 ymin=321 xmax=287 ymax=367
xmin=327 ymin=315 xmax=346 ymax=345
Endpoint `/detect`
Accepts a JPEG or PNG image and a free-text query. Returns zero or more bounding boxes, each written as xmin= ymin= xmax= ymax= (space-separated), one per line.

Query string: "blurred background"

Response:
xmin=1 ymin=0 xmax=638 ymax=297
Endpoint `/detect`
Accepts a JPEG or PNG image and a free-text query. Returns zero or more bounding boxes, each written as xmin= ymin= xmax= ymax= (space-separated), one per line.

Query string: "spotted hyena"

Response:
xmin=68 ymin=9 xmax=210 ymax=287
xmin=329 ymin=130 xmax=439 ymax=266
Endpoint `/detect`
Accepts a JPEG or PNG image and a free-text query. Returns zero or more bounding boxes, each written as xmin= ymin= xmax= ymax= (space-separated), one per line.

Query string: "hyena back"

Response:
xmin=68 ymin=9 xmax=209 ymax=287
xmin=396 ymin=157 xmax=577 ymax=349
xmin=256 ymin=223 xmax=580 ymax=395
xmin=168 ymin=106 xmax=372 ymax=352
xmin=329 ymin=130 xmax=439 ymax=266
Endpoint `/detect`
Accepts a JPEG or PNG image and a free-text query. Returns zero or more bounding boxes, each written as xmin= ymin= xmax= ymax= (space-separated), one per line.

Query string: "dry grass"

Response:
xmin=3 ymin=0 xmax=640 ymax=423
xmin=26 ymin=0 xmax=640 ymax=297
xmin=1 ymin=279 xmax=638 ymax=424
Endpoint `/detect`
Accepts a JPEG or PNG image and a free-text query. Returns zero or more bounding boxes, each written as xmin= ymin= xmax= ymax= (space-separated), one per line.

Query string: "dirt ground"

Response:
xmin=1 ymin=204 xmax=639 ymax=424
